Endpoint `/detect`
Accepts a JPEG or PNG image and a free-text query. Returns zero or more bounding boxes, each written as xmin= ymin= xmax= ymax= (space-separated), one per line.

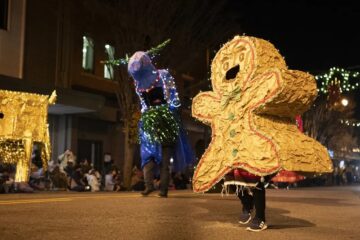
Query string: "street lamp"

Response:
xmin=341 ymin=98 xmax=349 ymax=107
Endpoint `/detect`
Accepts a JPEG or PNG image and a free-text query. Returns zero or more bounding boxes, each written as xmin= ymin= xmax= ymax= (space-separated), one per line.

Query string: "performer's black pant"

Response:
xmin=238 ymin=182 xmax=266 ymax=222
xmin=143 ymin=145 xmax=174 ymax=195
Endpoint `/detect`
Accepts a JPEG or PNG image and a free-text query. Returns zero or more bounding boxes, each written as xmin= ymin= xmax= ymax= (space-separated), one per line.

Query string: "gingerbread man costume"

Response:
xmin=192 ymin=36 xmax=333 ymax=193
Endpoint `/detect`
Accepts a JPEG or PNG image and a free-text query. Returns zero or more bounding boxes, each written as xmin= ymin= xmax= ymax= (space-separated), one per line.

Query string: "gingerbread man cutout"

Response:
xmin=192 ymin=36 xmax=333 ymax=192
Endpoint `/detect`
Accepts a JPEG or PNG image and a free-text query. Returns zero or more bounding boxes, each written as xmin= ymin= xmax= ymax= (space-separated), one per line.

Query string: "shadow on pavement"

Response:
xmin=267 ymin=196 xmax=356 ymax=206
xmin=191 ymin=197 xmax=315 ymax=230
xmin=267 ymin=207 xmax=315 ymax=229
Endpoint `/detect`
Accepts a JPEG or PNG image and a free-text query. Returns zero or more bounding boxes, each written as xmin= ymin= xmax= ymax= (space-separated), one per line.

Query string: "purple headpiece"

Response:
xmin=127 ymin=51 xmax=158 ymax=90
xmin=102 ymin=39 xmax=170 ymax=91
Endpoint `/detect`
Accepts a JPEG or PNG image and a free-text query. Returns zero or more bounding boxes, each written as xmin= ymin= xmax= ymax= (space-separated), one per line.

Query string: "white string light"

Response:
xmin=315 ymin=67 xmax=360 ymax=94
xmin=315 ymin=67 xmax=360 ymax=127
xmin=340 ymin=119 xmax=360 ymax=127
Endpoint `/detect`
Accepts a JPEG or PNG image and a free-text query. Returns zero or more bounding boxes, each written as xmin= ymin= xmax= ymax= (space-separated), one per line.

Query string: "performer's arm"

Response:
xmin=162 ymin=70 xmax=181 ymax=109
xmin=136 ymin=91 xmax=148 ymax=113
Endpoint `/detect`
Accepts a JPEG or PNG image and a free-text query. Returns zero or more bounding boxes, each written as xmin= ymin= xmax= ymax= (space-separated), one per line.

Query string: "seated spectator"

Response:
xmin=105 ymin=168 xmax=124 ymax=191
xmin=31 ymin=148 xmax=43 ymax=169
xmin=130 ymin=166 xmax=145 ymax=191
xmin=105 ymin=171 xmax=115 ymax=191
xmin=48 ymin=165 xmax=68 ymax=190
xmin=94 ymin=169 xmax=102 ymax=187
xmin=80 ymin=158 xmax=92 ymax=176
xmin=58 ymin=149 xmax=77 ymax=174
xmin=85 ymin=169 xmax=101 ymax=192
xmin=29 ymin=163 xmax=46 ymax=190
xmin=0 ymin=165 xmax=15 ymax=193
xmin=113 ymin=169 xmax=124 ymax=191
xmin=69 ymin=165 xmax=89 ymax=192
xmin=173 ymin=172 xmax=188 ymax=190
xmin=64 ymin=161 xmax=75 ymax=179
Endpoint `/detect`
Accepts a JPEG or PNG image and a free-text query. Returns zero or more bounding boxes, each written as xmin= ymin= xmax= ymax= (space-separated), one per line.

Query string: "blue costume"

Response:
xmin=128 ymin=51 xmax=194 ymax=196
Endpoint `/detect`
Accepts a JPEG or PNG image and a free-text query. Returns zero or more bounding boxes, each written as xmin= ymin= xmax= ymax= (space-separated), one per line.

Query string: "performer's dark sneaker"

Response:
xmin=238 ymin=212 xmax=252 ymax=225
xmin=246 ymin=218 xmax=267 ymax=232
xmin=141 ymin=188 xmax=154 ymax=196
xmin=157 ymin=192 xmax=168 ymax=198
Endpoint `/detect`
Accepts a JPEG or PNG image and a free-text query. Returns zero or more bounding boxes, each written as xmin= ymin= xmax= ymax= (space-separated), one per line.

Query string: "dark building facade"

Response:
xmin=0 ymin=0 xmax=205 ymax=177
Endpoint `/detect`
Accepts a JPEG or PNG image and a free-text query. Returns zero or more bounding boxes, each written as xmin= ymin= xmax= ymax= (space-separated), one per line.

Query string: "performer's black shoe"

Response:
xmin=141 ymin=188 xmax=154 ymax=196
xmin=157 ymin=192 xmax=168 ymax=198
xmin=238 ymin=211 xmax=252 ymax=225
xmin=246 ymin=218 xmax=267 ymax=232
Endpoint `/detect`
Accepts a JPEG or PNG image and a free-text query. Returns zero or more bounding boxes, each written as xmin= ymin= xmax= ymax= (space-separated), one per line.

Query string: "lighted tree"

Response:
xmin=303 ymin=67 xmax=359 ymax=159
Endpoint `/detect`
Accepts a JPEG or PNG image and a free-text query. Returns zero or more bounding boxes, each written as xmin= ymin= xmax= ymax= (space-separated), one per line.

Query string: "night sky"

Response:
xmin=223 ymin=0 xmax=360 ymax=72
xmin=214 ymin=0 xmax=360 ymax=119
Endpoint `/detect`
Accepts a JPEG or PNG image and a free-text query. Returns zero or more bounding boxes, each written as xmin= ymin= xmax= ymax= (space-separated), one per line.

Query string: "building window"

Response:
xmin=0 ymin=0 xmax=9 ymax=30
xmin=82 ymin=36 xmax=94 ymax=72
xmin=104 ymin=44 xmax=115 ymax=79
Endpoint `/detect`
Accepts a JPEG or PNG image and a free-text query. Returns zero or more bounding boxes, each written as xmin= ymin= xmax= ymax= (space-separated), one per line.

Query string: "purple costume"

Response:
xmin=128 ymin=51 xmax=194 ymax=171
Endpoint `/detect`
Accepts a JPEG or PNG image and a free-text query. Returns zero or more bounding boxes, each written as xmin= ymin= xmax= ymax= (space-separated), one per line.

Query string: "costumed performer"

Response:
xmin=191 ymin=36 xmax=333 ymax=231
xmin=126 ymin=41 xmax=194 ymax=198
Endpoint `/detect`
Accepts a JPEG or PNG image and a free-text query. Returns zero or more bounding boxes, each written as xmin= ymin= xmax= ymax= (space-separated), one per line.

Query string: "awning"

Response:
xmin=48 ymin=88 xmax=105 ymax=115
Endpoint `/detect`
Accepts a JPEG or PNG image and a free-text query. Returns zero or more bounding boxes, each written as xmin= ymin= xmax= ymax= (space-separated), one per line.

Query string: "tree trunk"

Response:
xmin=122 ymin=119 xmax=135 ymax=189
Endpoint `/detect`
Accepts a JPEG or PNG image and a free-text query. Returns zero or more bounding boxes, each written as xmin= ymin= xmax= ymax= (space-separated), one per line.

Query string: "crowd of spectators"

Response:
xmin=3 ymin=149 xmax=360 ymax=194
xmin=0 ymin=149 xmax=126 ymax=193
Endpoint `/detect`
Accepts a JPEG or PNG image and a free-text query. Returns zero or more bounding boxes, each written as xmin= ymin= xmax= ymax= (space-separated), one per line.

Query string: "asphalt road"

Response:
xmin=1 ymin=186 xmax=360 ymax=240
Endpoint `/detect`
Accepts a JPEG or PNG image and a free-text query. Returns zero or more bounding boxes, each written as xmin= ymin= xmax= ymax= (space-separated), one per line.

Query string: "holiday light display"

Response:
xmin=340 ymin=119 xmax=360 ymax=127
xmin=315 ymin=67 xmax=360 ymax=127
xmin=315 ymin=67 xmax=360 ymax=94
xmin=140 ymin=105 xmax=179 ymax=143
xmin=0 ymin=90 xmax=56 ymax=182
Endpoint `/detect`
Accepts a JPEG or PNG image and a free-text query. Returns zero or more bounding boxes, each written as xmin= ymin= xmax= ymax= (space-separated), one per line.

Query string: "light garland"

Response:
xmin=315 ymin=67 xmax=360 ymax=127
xmin=140 ymin=105 xmax=179 ymax=143
xmin=0 ymin=139 xmax=26 ymax=164
xmin=136 ymin=70 xmax=181 ymax=112
xmin=136 ymin=68 xmax=181 ymax=144
xmin=102 ymin=39 xmax=171 ymax=66
xmin=340 ymin=119 xmax=360 ymax=127
xmin=315 ymin=67 xmax=360 ymax=94
xmin=135 ymin=71 xmax=160 ymax=93
xmin=146 ymin=39 xmax=171 ymax=60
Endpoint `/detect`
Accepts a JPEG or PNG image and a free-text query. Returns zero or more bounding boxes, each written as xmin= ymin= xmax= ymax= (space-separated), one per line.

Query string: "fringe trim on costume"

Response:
xmin=221 ymin=180 xmax=259 ymax=197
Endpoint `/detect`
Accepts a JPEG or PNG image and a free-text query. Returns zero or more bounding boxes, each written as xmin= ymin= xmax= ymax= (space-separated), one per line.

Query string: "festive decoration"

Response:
xmin=316 ymin=67 xmax=360 ymax=94
xmin=0 ymin=139 xmax=25 ymax=164
xmin=191 ymin=36 xmax=333 ymax=193
xmin=135 ymin=71 xmax=161 ymax=93
xmin=295 ymin=115 xmax=304 ymax=132
xmin=127 ymin=51 xmax=193 ymax=170
xmin=0 ymin=90 xmax=56 ymax=182
xmin=340 ymin=119 xmax=360 ymax=127
xmin=146 ymin=39 xmax=171 ymax=59
xmin=271 ymin=170 xmax=305 ymax=183
xmin=314 ymin=67 xmax=360 ymax=124
xmin=271 ymin=115 xmax=305 ymax=184
xmin=140 ymin=105 xmax=179 ymax=144
xmin=102 ymin=39 xmax=171 ymax=66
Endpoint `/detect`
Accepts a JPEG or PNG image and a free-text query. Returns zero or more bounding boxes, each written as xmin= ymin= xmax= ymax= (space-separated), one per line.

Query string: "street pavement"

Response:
xmin=0 ymin=186 xmax=360 ymax=240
